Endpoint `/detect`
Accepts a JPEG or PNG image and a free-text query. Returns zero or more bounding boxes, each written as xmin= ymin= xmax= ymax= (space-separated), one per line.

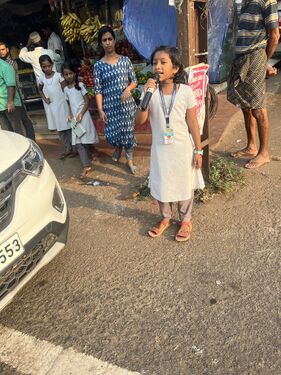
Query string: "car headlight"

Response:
xmin=52 ymin=184 xmax=65 ymax=213
xmin=21 ymin=141 xmax=44 ymax=177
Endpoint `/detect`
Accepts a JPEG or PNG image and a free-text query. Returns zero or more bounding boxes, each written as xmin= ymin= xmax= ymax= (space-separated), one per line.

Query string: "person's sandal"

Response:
xmin=112 ymin=148 xmax=122 ymax=162
xmin=175 ymin=221 xmax=192 ymax=242
xmin=80 ymin=166 xmax=92 ymax=179
xmin=148 ymin=220 xmax=170 ymax=238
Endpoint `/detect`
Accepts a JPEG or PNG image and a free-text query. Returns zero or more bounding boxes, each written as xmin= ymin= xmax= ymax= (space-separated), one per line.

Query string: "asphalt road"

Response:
xmin=0 ymin=77 xmax=280 ymax=375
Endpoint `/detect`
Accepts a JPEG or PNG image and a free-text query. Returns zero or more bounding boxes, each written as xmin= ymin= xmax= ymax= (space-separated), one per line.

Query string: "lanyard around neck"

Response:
xmin=159 ymin=83 xmax=177 ymax=128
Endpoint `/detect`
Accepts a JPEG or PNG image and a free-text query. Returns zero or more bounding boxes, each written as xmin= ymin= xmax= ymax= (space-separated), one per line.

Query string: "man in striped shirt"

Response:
xmin=227 ymin=0 xmax=279 ymax=169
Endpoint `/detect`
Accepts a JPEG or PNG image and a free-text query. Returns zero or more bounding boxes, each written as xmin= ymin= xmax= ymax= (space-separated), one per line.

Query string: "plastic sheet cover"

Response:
xmin=208 ymin=0 xmax=235 ymax=83
xmin=123 ymin=0 xmax=177 ymax=60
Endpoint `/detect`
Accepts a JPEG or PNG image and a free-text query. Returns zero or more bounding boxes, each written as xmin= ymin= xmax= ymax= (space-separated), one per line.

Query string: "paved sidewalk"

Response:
xmin=0 ymin=75 xmax=280 ymax=375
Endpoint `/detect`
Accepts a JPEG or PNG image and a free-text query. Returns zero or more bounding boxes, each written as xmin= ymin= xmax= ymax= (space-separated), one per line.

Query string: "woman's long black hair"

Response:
xmin=61 ymin=62 xmax=81 ymax=91
xmin=151 ymin=46 xmax=188 ymax=84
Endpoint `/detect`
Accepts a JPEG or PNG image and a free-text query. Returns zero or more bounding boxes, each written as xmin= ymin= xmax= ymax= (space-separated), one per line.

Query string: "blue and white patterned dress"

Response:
xmin=94 ymin=56 xmax=137 ymax=149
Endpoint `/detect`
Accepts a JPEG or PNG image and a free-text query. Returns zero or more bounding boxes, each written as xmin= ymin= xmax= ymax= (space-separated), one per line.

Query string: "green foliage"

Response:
xmin=195 ymin=156 xmax=245 ymax=202
xmin=210 ymin=156 xmax=245 ymax=193
xmin=138 ymin=178 xmax=150 ymax=196
xmin=135 ymin=71 xmax=153 ymax=85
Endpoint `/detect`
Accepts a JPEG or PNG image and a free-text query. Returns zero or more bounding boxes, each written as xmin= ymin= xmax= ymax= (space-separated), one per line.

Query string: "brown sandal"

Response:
xmin=80 ymin=166 xmax=92 ymax=179
xmin=148 ymin=220 xmax=170 ymax=238
xmin=175 ymin=221 xmax=192 ymax=242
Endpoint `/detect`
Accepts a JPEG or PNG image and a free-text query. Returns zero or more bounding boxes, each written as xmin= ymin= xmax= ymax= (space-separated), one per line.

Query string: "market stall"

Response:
xmin=0 ymin=0 xmax=154 ymax=125
xmin=0 ymin=0 xmax=51 ymax=105
xmin=0 ymin=0 xmax=184 ymax=132
xmin=56 ymin=0 xmax=152 ymax=132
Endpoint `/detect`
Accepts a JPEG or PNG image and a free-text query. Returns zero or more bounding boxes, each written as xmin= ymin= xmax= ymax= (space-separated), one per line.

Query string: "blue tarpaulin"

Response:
xmin=208 ymin=0 xmax=235 ymax=83
xmin=123 ymin=0 xmax=177 ymax=60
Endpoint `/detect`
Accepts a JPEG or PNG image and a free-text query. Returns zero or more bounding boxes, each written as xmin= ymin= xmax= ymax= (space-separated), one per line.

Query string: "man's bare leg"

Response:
xmin=245 ymin=108 xmax=270 ymax=168
xmin=231 ymin=108 xmax=258 ymax=158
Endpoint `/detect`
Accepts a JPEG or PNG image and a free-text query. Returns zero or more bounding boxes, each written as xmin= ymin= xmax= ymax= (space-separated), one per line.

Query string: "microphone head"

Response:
xmin=152 ymin=73 xmax=160 ymax=83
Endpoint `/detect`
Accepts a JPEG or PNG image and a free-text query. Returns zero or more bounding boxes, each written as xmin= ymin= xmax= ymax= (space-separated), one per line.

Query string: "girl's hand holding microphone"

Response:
xmin=143 ymin=78 xmax=158 ymax=94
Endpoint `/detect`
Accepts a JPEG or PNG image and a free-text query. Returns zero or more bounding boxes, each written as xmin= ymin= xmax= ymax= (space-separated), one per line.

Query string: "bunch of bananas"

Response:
xmin=114 ymin=10 xmax=123 ymax=25
xmin=60 ymin=13 xmax=81 ymax=44
xmin=80 ymin=16 xmax=101 ymax=45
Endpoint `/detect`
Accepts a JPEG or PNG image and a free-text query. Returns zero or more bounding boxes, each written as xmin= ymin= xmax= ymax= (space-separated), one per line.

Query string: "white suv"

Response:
xmin=0 ymin=130 xmax=68 ymax=310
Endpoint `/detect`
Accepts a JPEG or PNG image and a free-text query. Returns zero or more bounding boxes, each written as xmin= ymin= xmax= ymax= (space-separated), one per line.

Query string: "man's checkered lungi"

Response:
xmin=227 ymin=48 xmax=267 ymax=109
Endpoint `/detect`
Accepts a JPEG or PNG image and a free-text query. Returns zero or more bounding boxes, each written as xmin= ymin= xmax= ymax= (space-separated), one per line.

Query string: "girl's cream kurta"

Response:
xmin=64 ymin=83 xmax=99 ymax=145
xmin=39 ymin=72 xmax=69 ymax=131
xmin=149 ymin=84 xmax=205 ymax=202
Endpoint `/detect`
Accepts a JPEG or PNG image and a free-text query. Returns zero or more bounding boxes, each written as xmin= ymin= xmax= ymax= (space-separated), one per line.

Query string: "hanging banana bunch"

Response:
xmin=60 ymin=12 xmax=81 ymax=44
xmin=80 ymin=15 xmax=101 ymax=45
xmin=114 ymin=9 xmax=123 ymax=25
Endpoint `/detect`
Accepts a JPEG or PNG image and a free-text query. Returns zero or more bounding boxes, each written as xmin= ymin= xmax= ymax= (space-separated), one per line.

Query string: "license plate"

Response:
xmin=0 ymin=233 xmax=24 ymax=273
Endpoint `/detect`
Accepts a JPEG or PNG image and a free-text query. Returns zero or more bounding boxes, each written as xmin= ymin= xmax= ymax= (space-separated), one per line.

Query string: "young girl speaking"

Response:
xmin=136 ymin=46 xmax=205 ymax=242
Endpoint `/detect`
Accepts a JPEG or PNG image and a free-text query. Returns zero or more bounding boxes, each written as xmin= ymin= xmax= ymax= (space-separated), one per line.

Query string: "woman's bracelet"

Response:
xmin=194 ymin=149 xmax=203 ymax=155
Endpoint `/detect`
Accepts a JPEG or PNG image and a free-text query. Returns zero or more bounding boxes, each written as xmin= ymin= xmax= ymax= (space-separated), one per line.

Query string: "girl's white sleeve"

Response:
xmin=59 ymin=74 xmax=64 ymax=83
xmin=64 ymin=87 xmax=69 ymax=101
xmin=185 ymin=85 xmax=197 ymax=109
xmin=38 ymin=74 xmax=44 ymax=86
xmin=79 ymin=82 xmax=88 ymax=96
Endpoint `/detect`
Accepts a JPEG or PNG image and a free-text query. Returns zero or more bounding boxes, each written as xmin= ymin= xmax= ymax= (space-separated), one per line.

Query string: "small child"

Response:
xmin=136 ymin=46 xmax=205 ymax=242
xmin=62 ymin=62 xmax=99 ymax=178
xmin=38 ymin=55 xmax=73 ymax=159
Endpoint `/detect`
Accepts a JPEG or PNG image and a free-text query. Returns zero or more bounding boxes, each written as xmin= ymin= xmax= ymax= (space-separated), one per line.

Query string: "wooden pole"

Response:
xmin=176 ymin=0 xmax=210 ymax=180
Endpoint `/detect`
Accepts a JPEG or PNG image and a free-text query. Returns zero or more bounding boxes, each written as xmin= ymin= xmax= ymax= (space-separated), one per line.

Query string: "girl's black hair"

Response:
xmin=39 ymin=54 xmax=53 ymax=66
xmin=61 ymin=61 xmax=81 ymax=91
xmin=98 ymin=25 xmax=116 ymax=45
xmin=151 ymin=46 xmax=188 ymax=84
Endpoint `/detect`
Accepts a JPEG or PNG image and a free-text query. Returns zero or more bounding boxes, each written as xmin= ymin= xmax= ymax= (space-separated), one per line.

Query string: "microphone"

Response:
xmin=139 ymin=73 xmax=160 ymax=111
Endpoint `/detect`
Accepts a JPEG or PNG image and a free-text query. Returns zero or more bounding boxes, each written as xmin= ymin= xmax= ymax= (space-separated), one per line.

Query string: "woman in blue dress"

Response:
xmin=94 ymin=26 xmax=138 ymax=174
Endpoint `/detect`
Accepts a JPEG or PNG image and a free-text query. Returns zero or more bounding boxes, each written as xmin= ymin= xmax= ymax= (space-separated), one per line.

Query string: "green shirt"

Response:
xmin=0 ymin=58 xmax=21 ymax=111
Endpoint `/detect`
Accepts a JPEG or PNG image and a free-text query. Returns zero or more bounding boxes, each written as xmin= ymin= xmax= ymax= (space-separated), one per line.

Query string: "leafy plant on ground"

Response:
xmin=195 ymin=156 xmax=245 ymax=202
xmin=133 ymin=178 xmax=150 ymax=200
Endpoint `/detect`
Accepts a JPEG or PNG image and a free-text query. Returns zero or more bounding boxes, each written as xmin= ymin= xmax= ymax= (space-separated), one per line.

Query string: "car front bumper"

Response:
xmin=0 ymin=213 xmax=69 ymax=311
xmin=0 ymin=160 xmax=69 ymax=311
